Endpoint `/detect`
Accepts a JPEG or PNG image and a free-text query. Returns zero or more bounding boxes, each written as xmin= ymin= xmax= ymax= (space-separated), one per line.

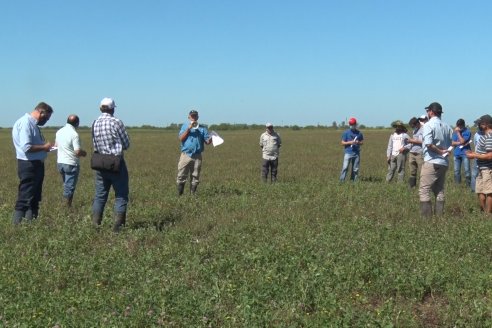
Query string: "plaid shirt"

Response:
xmin=92 ymin=113 xmax=130 ymax=155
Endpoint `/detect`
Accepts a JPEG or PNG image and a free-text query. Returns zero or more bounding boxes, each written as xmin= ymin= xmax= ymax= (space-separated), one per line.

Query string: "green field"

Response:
xmin=0 ymin=128 xmax=490 ymax=327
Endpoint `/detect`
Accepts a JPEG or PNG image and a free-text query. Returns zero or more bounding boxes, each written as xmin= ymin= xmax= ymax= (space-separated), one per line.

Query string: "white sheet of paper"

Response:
xmin=49 ymin=146 xmax=58 ymax=152
xmin=210 ymin=131 xmax=224 ymax=147
xmin=442 ymin=146 xmax=453 ymax=157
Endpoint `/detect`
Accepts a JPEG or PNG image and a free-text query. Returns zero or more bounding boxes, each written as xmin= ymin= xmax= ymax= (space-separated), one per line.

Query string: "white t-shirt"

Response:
xmin=55 ymin=124 xmax=81 ymax=166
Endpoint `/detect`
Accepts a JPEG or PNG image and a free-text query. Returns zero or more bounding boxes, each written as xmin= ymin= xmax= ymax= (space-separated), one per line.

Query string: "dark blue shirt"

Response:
xmin=341 ymin=128 xmax=364 ymax=155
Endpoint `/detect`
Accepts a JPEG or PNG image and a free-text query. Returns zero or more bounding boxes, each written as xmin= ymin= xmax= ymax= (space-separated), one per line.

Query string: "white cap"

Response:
xmin=266 ymin=122 xmax=273 ymax=127
xmin=419 ymin=115 xmax=427 ymax=120
xmin=100 ymin=97 xmax=116 ymax=110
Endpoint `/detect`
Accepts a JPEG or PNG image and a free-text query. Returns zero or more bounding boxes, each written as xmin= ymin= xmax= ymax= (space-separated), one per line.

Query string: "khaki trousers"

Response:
xmin=176 ymin=153 xmax=202 ymax=185
xmin=419 ymin=162 xmax=448 ymax=202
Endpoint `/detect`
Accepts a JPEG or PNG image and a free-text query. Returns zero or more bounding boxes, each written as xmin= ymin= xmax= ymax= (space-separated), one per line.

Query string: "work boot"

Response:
xmin=190 ymin=184 xmax=198 ymax=195
xmin=408 ymin=177 xmax=416 ymax=188
xmin=12 ymin=210 xmax=25 ymax=225
xmin=64 ymin=196 xmax=73 ymax=207
xmin=177 ymin=183 xmax=185 ymax=196
xmin=25 ymin=209 xmax=37 ymax=221
xmin=435 ymin=201 xmax=445 ymax=216
xmin=113 ymin=212 xmax=126 ymax=233
xmin=92 ymin=212 xmax=103 ymax=227
xmin=420 ymin=201 xmax=433 ymax=218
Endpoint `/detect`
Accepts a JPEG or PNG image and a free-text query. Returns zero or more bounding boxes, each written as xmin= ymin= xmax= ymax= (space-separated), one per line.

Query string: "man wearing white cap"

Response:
xmin=260 ymin=123 xmax=282 ymax=183
xmin=91 ymin=97 xmax=130 ymax=232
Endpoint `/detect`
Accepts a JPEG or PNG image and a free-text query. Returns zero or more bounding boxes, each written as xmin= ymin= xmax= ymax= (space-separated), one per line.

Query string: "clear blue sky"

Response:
xmin=1 ymin=0 xmax=491 ymax=128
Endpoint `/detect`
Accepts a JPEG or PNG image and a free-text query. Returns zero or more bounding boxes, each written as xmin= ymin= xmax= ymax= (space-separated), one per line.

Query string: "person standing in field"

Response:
xmin=91 ymin=98 xmax=130 ymax=232
xmin=176 ymin=109 xmax=211 ymax=195
xmin=339 ymin=117 xmax=364 ymax=182
xmin=466 ymin=115 xmax=492 ymax=213
xmin=406 ymin=115 xmax=427 ymax=188
xmin=386 ymin=120 xmax=411 ymax=183
xmin=11 ymin=102 xmax=54 ymax=224
xmin=451 ymin=118 xmax=472 ymax=186
xmin=419 ymin=102 xmax=453 ymax=217
xmin=260 ymin=123 xmax=282 ymax=183
xmin=471 ymin=117 xmax=485 ymax=192
xmin=55 ymin=114 xmax=87 ymax=207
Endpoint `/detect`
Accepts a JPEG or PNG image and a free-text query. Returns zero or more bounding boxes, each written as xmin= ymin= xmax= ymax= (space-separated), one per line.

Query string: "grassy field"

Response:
xmin=0 ymin=128 xmax=490 ymax=327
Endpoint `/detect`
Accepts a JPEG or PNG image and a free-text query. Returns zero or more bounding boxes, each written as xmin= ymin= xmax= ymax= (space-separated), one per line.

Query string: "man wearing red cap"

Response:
xmin=339 ymin=117 xmax=364 ymax=182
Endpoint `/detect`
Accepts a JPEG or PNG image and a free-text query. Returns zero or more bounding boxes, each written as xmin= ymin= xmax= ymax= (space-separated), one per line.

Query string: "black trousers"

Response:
xmin=15 ymin=159 xmax=45 ymax=215
xmin=261 ymin=158 xmax=278 ymax=182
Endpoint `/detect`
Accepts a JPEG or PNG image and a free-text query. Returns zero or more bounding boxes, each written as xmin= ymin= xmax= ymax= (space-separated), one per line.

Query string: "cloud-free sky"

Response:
xmin=1 ymin=0 xmax=491 ymax=128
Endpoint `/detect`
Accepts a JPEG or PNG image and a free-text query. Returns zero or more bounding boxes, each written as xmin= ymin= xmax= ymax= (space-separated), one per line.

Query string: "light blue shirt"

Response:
xmin=12 ymin=113 xmax=47 ymax=161
xmin=422 ymin=116 xmax=453 ymax=166
xmin=179 ymin=123 xmax=210 ymax=157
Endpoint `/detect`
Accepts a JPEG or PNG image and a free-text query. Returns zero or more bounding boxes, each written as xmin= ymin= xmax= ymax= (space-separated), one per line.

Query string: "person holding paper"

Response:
xmin=339 ymin=117 xmax=364 ymax=182
xmin=176 ymin=109 xmax=211 ymax=195
xmin=55 ymin=115 xmax=87 ymax=207
xmin=407 ymin=115 xmax=428 ymax=188
xmin=451 ymin=118 xmax=472 ymax=186
xmin=419 ymin=102 xmax=453 ymax=217
xmin=11 ymin=102 xmax=54 ymax=224
xmin=260 ymin=123 xmax=282 ymax=183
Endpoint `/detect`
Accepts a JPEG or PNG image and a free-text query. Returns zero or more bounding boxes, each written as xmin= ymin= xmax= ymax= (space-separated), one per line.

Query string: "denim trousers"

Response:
xmin=14 ymin=159 xmax=44 ymax=219
xmin=92 ymin=159 xmax=129 ymax=215
xmin=57 ymin=163 xmax=80 ymax=198
xmin=471 ymin=159 xmax=479 ymax=192
xmin=339 ymin=153 xmax=360 ymax=182
xmin=453 ymin=155 xmax=471 ymax=185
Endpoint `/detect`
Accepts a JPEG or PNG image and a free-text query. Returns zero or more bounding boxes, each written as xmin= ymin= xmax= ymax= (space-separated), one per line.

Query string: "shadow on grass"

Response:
xmin=360 ymin=176 xmax=384 ymax=183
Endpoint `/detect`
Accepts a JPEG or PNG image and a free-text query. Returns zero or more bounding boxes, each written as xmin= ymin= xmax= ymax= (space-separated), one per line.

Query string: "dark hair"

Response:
xmin=456 ymin=118 xmax=465 ymax=127
xmin=408 ymin=117 xmax=418 ymax=127
xmin=35 ymin=102 xmax=53 ymax=113
xmin=100 ymin=105 xmax=114 ymax=113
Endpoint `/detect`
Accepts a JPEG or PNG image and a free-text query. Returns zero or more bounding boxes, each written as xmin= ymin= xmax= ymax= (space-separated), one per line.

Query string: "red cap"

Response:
xmin=348 ymin=117 xmax=357 ymax=125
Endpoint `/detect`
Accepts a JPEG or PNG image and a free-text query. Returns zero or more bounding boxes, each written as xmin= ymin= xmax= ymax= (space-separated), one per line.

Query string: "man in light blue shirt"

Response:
xmin=176 ymin=110 xmax=211 ymax=195
xmin=12 ymin=102 xmax=54 ymax=224
xmin=419 ymin=102 xmax=453 ymax=217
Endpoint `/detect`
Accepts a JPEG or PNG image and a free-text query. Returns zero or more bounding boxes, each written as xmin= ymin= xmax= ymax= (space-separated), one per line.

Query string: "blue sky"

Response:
xmin=1 ymin=0 xmax=491 ymax=128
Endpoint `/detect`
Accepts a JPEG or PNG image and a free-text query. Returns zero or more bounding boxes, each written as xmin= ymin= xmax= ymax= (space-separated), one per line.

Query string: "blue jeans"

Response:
xmin=13 ymin=160 xmax=45 ymax=223
xmin=471 ymin=159 xmax=479 ymax=192
xmin=57 ymin=163 xmax=80 ymax=198
xmin=339 ymin=153 xmax=360 ymax=182
xmin=92 ymin=159 xmax=129 ymax=215
xmin=454 ymin=155 xmax=471 ymax=185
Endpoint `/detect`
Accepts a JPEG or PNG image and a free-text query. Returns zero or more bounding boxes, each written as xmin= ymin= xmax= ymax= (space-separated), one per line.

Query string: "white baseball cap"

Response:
xmin=100 ymin=97 xmax=116 ymax=109
xmin=266 ymin=122 xmax=273 ymax=127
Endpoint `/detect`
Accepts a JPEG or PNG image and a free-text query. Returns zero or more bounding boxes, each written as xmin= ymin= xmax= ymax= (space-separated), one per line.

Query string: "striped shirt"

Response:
xmin=92 ymin=113 xmax=130 ymax=156
xmin=476 ymin=132 xmax=492 ymax=169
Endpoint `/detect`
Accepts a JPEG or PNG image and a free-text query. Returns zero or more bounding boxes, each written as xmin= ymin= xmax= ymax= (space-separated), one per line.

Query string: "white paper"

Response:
xmin=442 ymin=146 xmax=453 ymax=157
xmin=209 ymin=131 xmax=224 ymax=147
xmin=49 ymin=146 xmax=58 ymax=152
xmin=459 ymin=140 xmax=471 ymax=149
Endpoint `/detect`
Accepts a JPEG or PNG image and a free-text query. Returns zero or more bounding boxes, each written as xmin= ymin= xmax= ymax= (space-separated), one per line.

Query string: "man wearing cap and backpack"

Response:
xmin=419 ymin=102 xmax=453 ymax=217
xmin=176 ymin=109 xmax=211 ymax=195
xmin=91 ymin=98 xmax=130 ymax=232
xmin=339 ymin=117 xmax=364 ymax=182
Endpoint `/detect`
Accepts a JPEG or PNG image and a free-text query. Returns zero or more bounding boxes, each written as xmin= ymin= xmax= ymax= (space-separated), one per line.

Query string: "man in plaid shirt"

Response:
xmin=92 ymin=97 xmax=130 ymax=232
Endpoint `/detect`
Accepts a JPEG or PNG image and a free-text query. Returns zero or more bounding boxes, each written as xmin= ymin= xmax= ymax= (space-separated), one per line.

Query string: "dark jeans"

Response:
xmin=14 ymin=160 xmax=45 ymax=222
xmin=262 ymin=158 xmax=278 ymax=182
xmin=92 ymin=159 xmax=129 ymax=215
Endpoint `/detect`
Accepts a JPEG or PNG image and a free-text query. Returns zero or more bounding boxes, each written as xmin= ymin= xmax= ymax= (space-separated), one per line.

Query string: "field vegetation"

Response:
xmin=0 ymin=128 xmax=490 ymax=327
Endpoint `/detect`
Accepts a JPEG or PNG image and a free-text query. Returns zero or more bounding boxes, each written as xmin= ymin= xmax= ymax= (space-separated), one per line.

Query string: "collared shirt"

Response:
xmin=260 ymin=131 xmax=281 ymax=160
xmin=56 ymin=123 xmax=81 ymax=166
xmin=476 ymin=132 xmax=492 ymax=169
xmin=179 ymin=123 xmax=210 ymax=157
xmin=422 ymin=116 xmax=453 ymax=166
xmin=452 ymin=127 xmax=471 ymax=156
xmin=92 ymin=113 xmax=130 ymax=155
xmin=12 ymin=113 xmax=47 ymax=161
xmin=387 ymin=132 xmax=410 ymax=157
xmin=409 ymin=126 xmax=424 ymax=153
xmin=341 ymin=128 xmax=364 ymax=155
xmin=473 ymin=131 xmax=484 ymax=151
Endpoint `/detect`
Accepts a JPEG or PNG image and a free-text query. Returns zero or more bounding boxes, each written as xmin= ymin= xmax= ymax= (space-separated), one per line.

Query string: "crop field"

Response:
xmin=0 ymin=128 xmax=491 ymax=327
